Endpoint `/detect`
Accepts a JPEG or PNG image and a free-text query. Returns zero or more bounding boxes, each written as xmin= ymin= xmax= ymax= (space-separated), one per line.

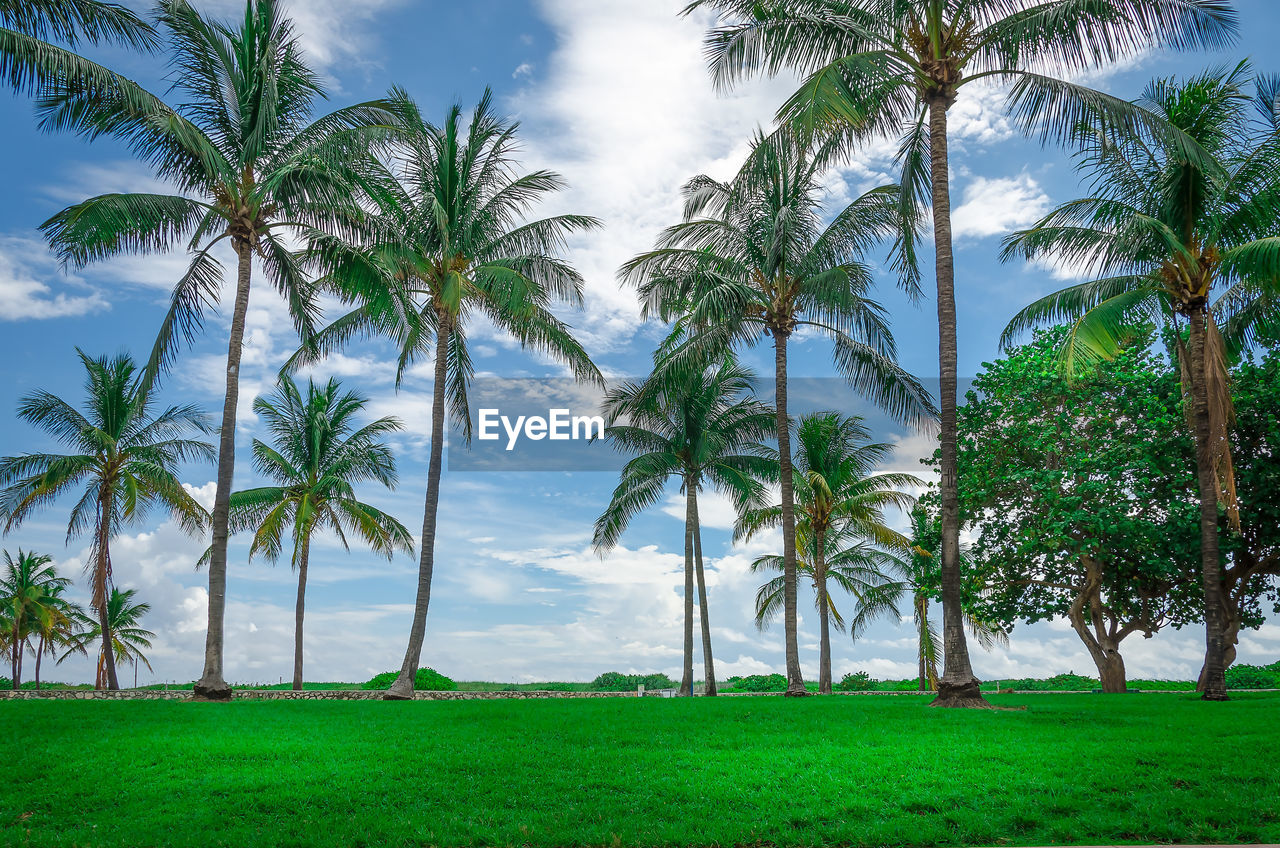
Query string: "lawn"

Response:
xmin=3 ymin=693 xmax=1278 ymax=847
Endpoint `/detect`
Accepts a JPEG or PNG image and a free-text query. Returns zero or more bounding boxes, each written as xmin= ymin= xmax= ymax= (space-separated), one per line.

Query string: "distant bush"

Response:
xmin=1226 ymin=663 xmax=1278 ymax=690
xmin=1002 ymin=672 xmax=1100 ymax=691
xmin=590 ymin=672 xmax=677 ymax=691
xmin=723 ymin=673 xmax=788 ymax=692
xmin=0 ymin=677 xmax=9 ymax=690
xmin=362 ymin=668 xmax=456 ymax=691
xmin=839 ymin=671 xmax=877 ymax=691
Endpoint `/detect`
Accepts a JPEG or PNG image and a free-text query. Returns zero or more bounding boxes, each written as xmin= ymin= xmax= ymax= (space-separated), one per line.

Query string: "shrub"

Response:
xmin=725 ymin=673 xmax=788 ymax=692
xmin=362 ymin=668 xmax=456 ymax=691
xmin=839 ymin=671 xmax=877 ymax=691
xmin=590 ymin=672 xmax=677 ymax=691
xmin=1226 ymin=664 xmax=1277 ymax=690
xmin=0 ymin=677 xmax=9 ymax=690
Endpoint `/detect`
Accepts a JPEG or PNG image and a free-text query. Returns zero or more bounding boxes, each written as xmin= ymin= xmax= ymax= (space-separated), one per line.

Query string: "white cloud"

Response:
xmin=512 ymin=62 xmax=534 ymax=79
xmin=951 ymin=173 xmax=1051 ymax=240
xmin=0 ymin=236 xmax=107 ymax=320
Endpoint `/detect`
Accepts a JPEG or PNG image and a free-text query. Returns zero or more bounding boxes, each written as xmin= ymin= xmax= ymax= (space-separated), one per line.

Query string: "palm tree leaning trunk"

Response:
xmin=925 ymin=94 xmax=981 ymax=706
xmin=390 ymin=327 xmax=449 ymax=700
xmin=203 ymin=241 xmax=253 ymax=698
xmin=679 ymin=478 xmax=697 ymax=695
xmin=93 ymin=487 xmax=119 ymax=690
xmin=813 ymin=524 xmax=830 ymax=694
xmin=772 ymin=330 xmax=805 ymax=696
xmin=291 ymin=533 xmax=310 ymax=691
xmin=690 ymin=490 xmax=716 ymax=696
xmin=1186 ymin=306 xmax=1229 ymax=699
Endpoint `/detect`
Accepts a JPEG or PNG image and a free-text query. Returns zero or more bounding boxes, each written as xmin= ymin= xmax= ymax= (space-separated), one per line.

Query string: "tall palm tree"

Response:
xmin=289 ymin=90 xmax=603 ymax=700
xmin=222 ymin=378 xmax=413 ymax=690
xmin=686 ymin=0 xmax=1236 ymax=708
xmin=0 ymin=550 xmax=70 ymax=688
xmin=1 ymin=0 xmax=156 ymax=96
xmin=0 ymin=351 xmax=211 ymax=690
xmin=595 ymin=356 xmax=775 ymax=696
xmin=1001 ymin=65 xmax=1280 ymax=701
xmin=622 ymin=128 xmax=933 ymax=696
xmin=27 ymin=579 xmax=84 ymax=690
xmin=37 ymin=0 xmax=400 ymax=700
xmin=59 ymin=587 xmax=155 ymax=688
xmin=738 ymin=412 xmax=921 ymax=693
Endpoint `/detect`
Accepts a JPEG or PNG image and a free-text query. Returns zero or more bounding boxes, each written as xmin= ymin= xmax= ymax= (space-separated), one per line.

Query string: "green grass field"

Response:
xmin=4 ymin=693 xmax=1278 ymax=847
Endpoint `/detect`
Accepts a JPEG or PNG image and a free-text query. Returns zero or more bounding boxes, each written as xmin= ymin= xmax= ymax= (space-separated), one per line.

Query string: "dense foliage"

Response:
xmin=589 ymin=672 xmax=678 ymax=692
xmin=362 ymin=668 xmax=455 ymax=692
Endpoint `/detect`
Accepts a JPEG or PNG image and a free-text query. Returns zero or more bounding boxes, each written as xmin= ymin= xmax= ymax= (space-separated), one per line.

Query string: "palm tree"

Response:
xmin=595 ymin=356 xmax=775 ymax=696
xmin=59 ymin=587 xmax=156 ymax=688
xmin=0 ymin=351 xmax=211 ymax=690
xmin=27 ymin=579 xmax=84 ymax=690
xmin=686 ymin=0 xmax=1236 ymax=708
xmin=1 ymin=0 xmax=156 ymax=96
xmin=738 ymin=412 xmax=921 ymax=693
xmin=622 ymin=128 xmax=933 ymax=696
xmin=37 ymin=0 xmax=400 ymax=700
xmin=1001 ymin=65 xmax=1280 ymax=701
xmin=0 ymin=550 xmax=70 ymax=688
xmin=222 ymin=378 xmax=413 ymax=690
xmin=289 ymin=90 xmax=602 ymax=700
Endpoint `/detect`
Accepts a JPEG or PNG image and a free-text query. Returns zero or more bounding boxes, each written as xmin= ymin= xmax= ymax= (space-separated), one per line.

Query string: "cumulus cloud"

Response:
xmin=951 ymin=173 xmax=1051 ymax=240
xmin=0 ymin=236 xmax=107 ymax=320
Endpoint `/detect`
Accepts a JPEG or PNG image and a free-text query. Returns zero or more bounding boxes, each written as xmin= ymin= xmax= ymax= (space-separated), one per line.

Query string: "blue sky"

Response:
xmin=1 ymin=0 xmax=1278 ymax=686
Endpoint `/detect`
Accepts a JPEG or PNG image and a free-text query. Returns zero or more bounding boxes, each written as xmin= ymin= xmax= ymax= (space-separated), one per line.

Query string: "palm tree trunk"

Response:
xmin=1187 ymin=305 xmax=1229 ymax=701
xmin=816 ymin=529 xmax=831 ymax=695
xmin=926 ymin=95 xmax=984 ymax=708
xmin=916 ymin=594 xmax=931 ymax=692
xmin=773 ymin=329 xmax=806 ymax=697
xmin=194 ymin=238 xmax=254 ymax=702
xmin=679 ymin=479 xmax=696 ymax=696
xmin=11 ymin=638 xmax=18 ymax=689
xmin=691 ymin=486 xmax=716 ymax=696
xmin=96 ymin=491 xmax=119 ymax=691
xmin=292 ymin=533 xmax=311 ymax=692
xmin=386 ymin=324 xmax=450 ymax=700
xmin=34 ymin=635 xmax=43 ymax=690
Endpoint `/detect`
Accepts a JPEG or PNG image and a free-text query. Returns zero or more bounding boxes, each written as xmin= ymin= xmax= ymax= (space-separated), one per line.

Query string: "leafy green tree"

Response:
xmin=739 ymin=412 xmax=920 ymax=693
xmin=223 ymin=378 xmax=413 ymax=690
xmin=0 ymin=0 xmax=156 ymax=96
xmin=687 ymin=0 xmax=1236 ymax=708
xmin=595 ymin=357 xmax=774 ymax=696
xmin=0 ymin=351 xmax=211 ymax=690
xmin=0 ymin=550 xmax=70 ymax=688
xmin=38 ymin=0 xmax=400 ymax=700
xmin=59 ymin=587 xmax=155 ymax=688
xmin=1002 ymin=66 xmax=1280 ymax=699
xmin=948 ymin=329 xmax=1201 ymax=692
xmin=622 ymin=128 xmax=933 ymax=696
xmin=291 ymin=90 xmax=602 ymax=700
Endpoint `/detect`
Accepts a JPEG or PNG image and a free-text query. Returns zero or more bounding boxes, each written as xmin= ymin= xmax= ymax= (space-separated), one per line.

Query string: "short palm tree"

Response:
xmin=223 ymin=377 xmax=413 ymax=690
xmin=0 ymin=351 xmax=211 ymax=690
xmin=38 ymin=0 xmax=400 ymax=700
xmin=622 ymin=128 xmax=933 ymax=696
xmin=1001 ymin=65 xmax=1280 ymax=700
xmin=26 ymin=579 xmax=84 ymax=690
xmin=290 ymin=90 xmax=603 ymax=700
xmin=687 ymin=0 xmax=1236 ymax=708
xmin=738 ymin=412 xmax=921 ymax=693
xmin=59 ymin=587 xmax=155 ymax=688
xmin=595 ymin=356 xmax=775 ymax=696
xmin=0 ymin=0 xmax=156 ymax=96
xmin=0 ymin=550 xmax=71 ymax=688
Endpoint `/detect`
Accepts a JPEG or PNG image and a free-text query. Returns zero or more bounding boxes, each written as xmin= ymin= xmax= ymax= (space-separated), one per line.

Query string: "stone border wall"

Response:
xmin=0 ymin=689 xmax=650 ymax=701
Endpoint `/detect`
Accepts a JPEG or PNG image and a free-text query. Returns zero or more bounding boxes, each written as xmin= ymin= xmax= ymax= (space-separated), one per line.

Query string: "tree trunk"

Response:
xmin=11 ymin=637 xmax=18 ymax=689
xmin=386 ymin=325 xmax=450 ymax=700
xmin=1066 ymin=567 xmax=1129 ymax=693
xmin=1187 ymin=305 xmax=1229 ymax=701
xmin=678 ymin=480 xmax=696 ymax=696
xmin=916 ymin=594 xmax=932 ymax=692
xmin=96 ymin=490 xmax=119 ymax=691
xmin=815 ymin=528 xmax=832 ymax=694
xmin=194 ymin=238 xmax=254 ymax=702
xmin=926 ymin=94 xmax=984 ymax=708
xmin=691 ymin=486 xmax=716 ymax=696
xmin=773 ymin=329 xmax=806 ymax=696
xmin=292 ymin=533 xmax=311 ymax=692
xmin=918 ymin=649 xmax=928 ymax=692
xmin=34 ymin=635 xmax=43 ymax=690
